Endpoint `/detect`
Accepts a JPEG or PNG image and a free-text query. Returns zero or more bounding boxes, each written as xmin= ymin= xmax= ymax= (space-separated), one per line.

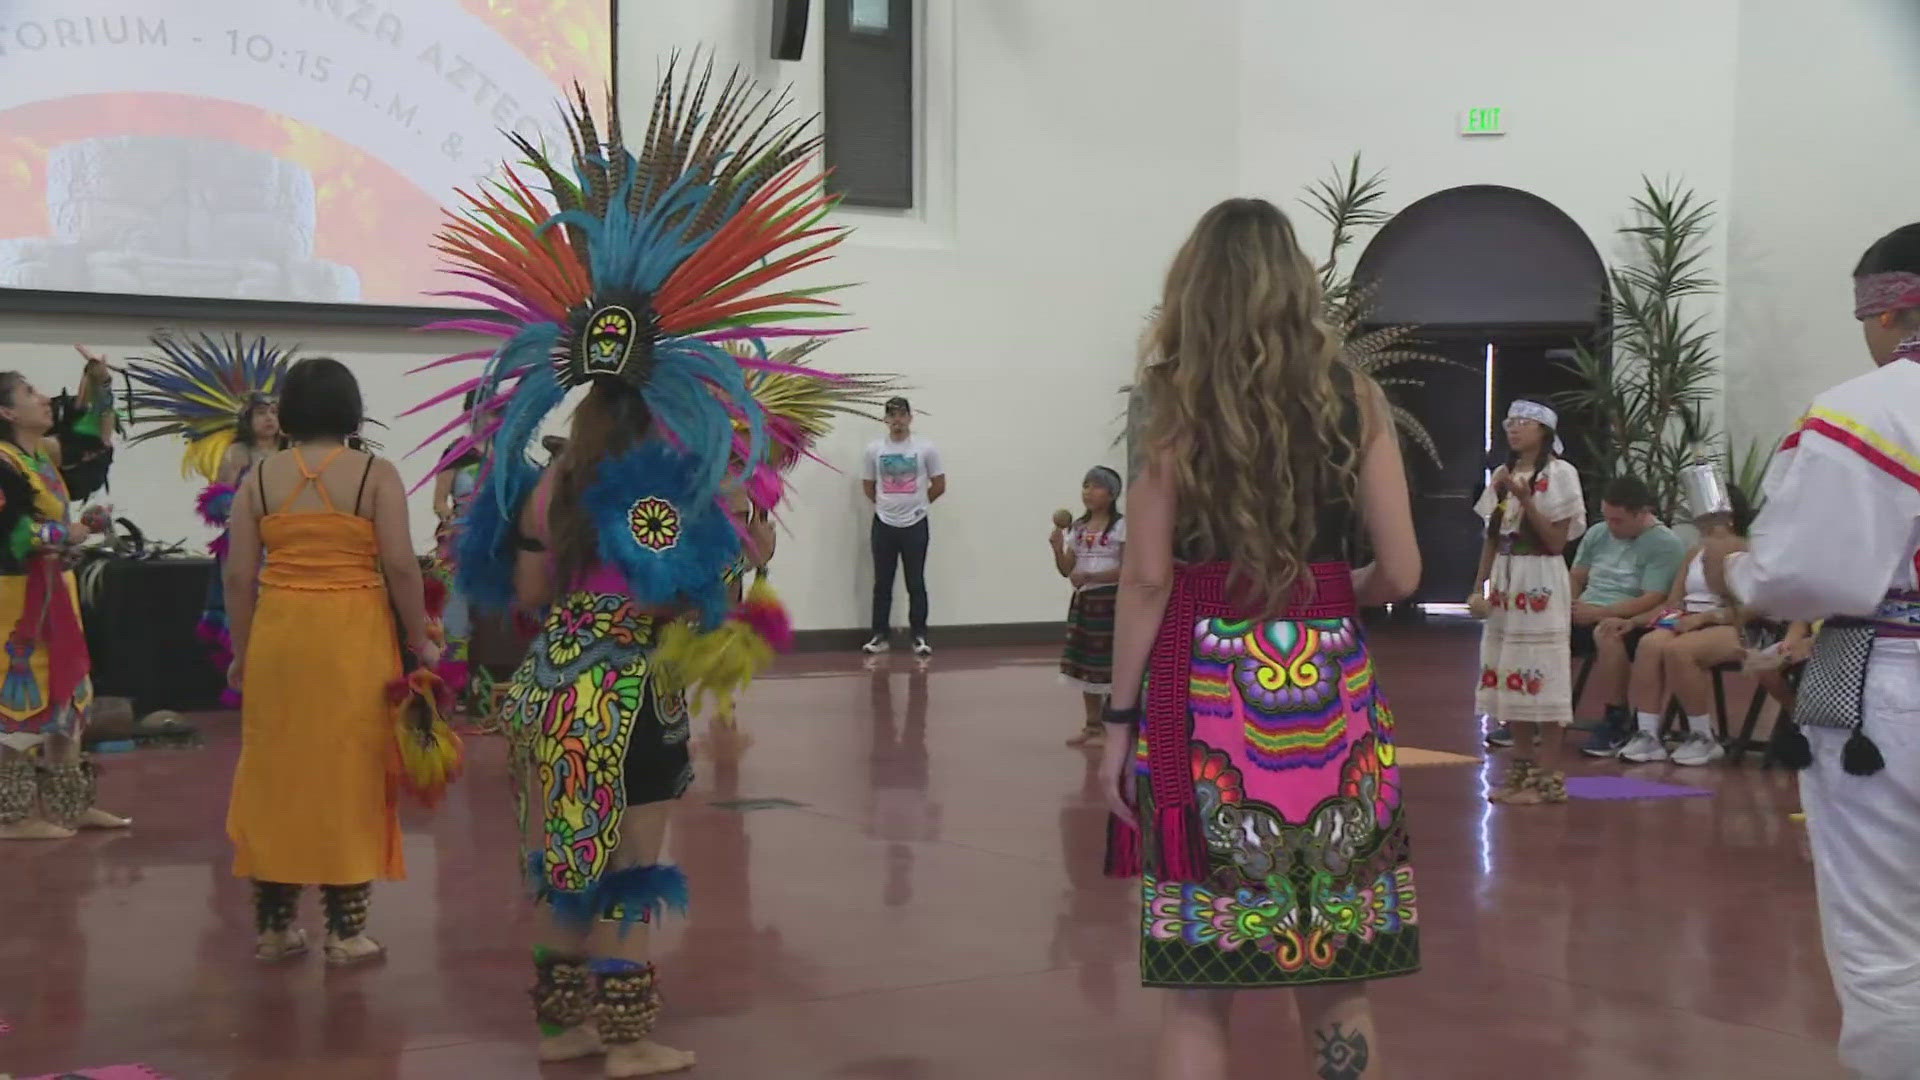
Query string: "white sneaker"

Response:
xmin=912 ymin=637 xmax=933 ymax=658
xmin=1671 ymin=732 xmax=1726 ymax=767
xmin=1619 ymin=730 xmax=1669 ymax=763
xmin=861 ymin=635 xmax=890 ymax=655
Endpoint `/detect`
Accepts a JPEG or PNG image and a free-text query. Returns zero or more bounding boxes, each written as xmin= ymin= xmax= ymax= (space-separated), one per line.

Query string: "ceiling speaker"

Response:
xmin=772 ymin=0 xmax=809 ymax=61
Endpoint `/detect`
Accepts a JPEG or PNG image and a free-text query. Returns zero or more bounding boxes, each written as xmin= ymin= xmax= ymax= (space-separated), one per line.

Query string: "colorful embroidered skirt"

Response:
xmin=500 ymin=591 xmax=692 ymax=909
xmin=1136 ymin=614 xmax=1418 ymax=988
xmin=1475 ymin=552 xmax=1574 ymax=725
xmin=1061 ymin=584 xmax=1118 ymax=693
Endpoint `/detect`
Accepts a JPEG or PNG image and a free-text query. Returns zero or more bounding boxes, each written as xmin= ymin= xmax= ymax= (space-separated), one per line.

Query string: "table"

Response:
xmin=82 ymin=557 xmax=227 ymax=715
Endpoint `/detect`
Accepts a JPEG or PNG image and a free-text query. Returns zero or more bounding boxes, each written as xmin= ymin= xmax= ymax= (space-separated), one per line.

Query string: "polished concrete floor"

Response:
xmin=0 ymin=624 xmax=1843 ymax=1079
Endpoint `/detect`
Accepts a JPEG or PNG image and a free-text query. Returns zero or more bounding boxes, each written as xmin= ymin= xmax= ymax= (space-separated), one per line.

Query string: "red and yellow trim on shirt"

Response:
xmin=1779 ymin=406 xmax=1920 ymax=495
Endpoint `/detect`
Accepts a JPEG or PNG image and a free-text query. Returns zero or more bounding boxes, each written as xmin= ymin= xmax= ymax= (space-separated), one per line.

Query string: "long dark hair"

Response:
xmin=0 ymin=372 xmax=26 ymax=446
xmin=549 ymin=380 xmax=652 ymax=588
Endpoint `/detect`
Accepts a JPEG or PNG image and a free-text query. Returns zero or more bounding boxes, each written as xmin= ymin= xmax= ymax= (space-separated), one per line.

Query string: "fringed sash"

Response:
xmin=1106 ymin=560 xmax=1356 ymax=883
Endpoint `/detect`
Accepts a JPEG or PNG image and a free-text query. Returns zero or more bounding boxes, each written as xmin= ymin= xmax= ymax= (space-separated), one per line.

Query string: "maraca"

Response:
xmin=80 ymin=505 xmax=112 ymax=535
xmin=1051 ymin=508 xmax=1074 ymax=529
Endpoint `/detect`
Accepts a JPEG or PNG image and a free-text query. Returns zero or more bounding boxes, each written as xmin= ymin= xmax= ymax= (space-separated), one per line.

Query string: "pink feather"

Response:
xmin=735 ymin=595 xmax=794 ymax=653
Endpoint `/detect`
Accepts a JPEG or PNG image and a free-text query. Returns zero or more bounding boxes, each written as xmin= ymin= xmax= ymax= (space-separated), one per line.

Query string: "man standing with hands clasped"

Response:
xmin=863 ymin=397 xmax=945 ymax=657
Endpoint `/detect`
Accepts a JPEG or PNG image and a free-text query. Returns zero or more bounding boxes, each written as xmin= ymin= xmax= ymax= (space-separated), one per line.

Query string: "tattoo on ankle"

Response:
xmin=1314 ymin=1022 xmax=1371 ymax=1080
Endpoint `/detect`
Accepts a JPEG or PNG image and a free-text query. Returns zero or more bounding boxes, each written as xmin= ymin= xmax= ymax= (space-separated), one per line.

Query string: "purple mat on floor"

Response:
xmin=1566 ymin=775 xmax=1712 ymax=801
xmin=24 ymin=1066 xmax=170 ymax=1080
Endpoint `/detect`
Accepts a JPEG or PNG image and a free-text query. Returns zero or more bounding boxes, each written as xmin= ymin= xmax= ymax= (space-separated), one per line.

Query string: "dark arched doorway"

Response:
xmin=1353 ymin=185 xmax=1606 ymax=604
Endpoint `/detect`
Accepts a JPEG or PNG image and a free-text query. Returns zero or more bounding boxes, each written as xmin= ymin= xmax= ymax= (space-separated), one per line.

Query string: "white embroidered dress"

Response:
xmin=1473 ymin=458 xmax=1587 ymax=726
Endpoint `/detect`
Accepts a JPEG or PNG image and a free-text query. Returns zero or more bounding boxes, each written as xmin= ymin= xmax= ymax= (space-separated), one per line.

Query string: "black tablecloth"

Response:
xmin=83 ymin=557 xmax=227 ymax=715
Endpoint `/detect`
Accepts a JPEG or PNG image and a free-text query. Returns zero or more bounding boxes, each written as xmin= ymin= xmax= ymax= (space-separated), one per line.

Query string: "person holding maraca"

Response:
xmin=1050 ymin=466 xmax=1127 ymax=747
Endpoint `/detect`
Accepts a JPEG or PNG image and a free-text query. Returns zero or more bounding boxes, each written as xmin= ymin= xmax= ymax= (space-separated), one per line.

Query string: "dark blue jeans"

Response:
xmin=871 ymin=517 xmax=930 ymax=637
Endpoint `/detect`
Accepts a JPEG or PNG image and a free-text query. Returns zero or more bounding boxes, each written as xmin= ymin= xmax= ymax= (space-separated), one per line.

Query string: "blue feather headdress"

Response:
xmin=411 ymin=55 xmax=860 ymax=620
xmin=124 ymin=332 xmax=294 ymax=483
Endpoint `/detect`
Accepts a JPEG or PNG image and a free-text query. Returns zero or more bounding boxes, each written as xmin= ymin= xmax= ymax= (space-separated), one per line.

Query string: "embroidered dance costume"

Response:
xmin=1724 ymin=311 xmax=1920 ymax=1077
xmin=414 ymin=60 xmax=876 ymax=1056
xmin=1474 ymin=457 xmax=1587 ymax=726
xmin=0 ymin=439 xmax=103 ymax=831
xmin=124 ymin=333 xmax=293 ymax=700
xmin=1108 ymin=380 xmax=1418 ymax=989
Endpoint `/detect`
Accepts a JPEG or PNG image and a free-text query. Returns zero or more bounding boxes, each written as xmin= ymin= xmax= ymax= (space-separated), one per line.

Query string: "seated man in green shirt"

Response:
xmin=1573 ymin=477 xmax=1687 ymax=756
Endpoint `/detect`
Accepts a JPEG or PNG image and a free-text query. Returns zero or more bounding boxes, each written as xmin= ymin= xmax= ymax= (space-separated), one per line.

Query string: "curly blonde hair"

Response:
xmin=1137 ymin=197 xmax=1363 ymax=610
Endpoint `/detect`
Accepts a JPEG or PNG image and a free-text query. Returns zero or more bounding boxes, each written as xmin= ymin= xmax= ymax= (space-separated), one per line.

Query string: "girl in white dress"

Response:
xmin=1471 ymin=400 xmax=1586 ymax=804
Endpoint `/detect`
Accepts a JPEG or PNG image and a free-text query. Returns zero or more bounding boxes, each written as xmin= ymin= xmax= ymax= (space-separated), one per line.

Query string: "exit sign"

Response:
xmin=1461 ymin=107 xmax=1506 ymax=136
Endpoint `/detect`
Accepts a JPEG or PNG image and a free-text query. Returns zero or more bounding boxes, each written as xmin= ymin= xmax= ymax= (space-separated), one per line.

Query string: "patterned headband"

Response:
xmin=1506 ymin=400 xmax=1558 ymax=430
xmin=1853 ymin=271 xmax=1920 ymax=319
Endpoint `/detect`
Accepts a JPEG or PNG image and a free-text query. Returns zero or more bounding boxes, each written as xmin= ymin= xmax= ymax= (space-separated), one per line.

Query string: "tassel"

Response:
xmin=1103 ymin=814 xmax=1141 ymax=878
xmin=1771 ymin=721 xmax=1813 ymax=770
xmin=654 ymin=580 xmax=791 ymax=715
xmin=1842 ymin=729 xmax=1885 ymax=777
xmin=385 ymin=668 xmax=466 ymax=808
xmin=1155 ymin=805 xmax=1209 ymax=883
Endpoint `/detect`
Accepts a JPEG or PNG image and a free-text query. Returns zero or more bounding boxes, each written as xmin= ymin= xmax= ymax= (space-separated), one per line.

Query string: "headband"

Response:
xmin=1853 ymin=272 xmax=1920 ymax=320
xmin=1084 ymin=465 xmax=1122 ymax=498
xmin=1505 ymin=400 xmax=1565 ymax=454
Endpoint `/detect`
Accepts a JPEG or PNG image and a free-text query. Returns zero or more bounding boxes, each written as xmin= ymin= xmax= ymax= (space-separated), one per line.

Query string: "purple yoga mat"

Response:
xmin=23 ymin=1066 xmax=170 ymax=1080
xmin=1565 ymin=775 xmax=1712 ymax=801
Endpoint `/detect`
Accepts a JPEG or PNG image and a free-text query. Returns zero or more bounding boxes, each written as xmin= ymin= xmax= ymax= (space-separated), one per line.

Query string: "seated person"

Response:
xmin=1599 ymin=487 xmax=1814 ymax=764
xmin=1535 ymin=477 xmax=1685 ymax=754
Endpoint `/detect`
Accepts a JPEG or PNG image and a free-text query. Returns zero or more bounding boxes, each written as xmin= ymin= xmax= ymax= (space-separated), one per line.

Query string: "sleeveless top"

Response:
xmin=257 ymin=447 xmax=382 ymax=592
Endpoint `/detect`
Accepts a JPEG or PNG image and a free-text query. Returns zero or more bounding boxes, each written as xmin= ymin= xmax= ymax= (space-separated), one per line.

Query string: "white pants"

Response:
xmin=1802 ymin=641 xmax=1920 ymax=1079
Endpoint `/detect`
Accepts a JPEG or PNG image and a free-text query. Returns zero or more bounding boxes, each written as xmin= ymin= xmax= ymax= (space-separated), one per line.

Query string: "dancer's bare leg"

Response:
xmin=1295 ymin=984 xmax=1384 ymax=1079
xmin=1154 ymin=989 xmax=1232 ymax=1080
xmin=1068 ymin=693 xmax=1106 ymax=747
xmin=588 ymin=803 xmax=694 ymax=1078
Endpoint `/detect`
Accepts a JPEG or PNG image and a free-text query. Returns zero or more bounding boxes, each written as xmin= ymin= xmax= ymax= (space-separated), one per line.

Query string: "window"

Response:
xmin=822 ymin=0 xmax=915 ymax=210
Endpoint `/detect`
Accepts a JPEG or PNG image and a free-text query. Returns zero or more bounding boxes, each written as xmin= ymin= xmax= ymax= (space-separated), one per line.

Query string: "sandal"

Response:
xmin=255 ymin=928 xmax=309 ymax=962
xmin=1486 ymin=759 xmax=1535 ymax=803
xmin=1506 ymin=768 xmax=1568 ymax=806
xmin=323 ymin=933 xmax=387 ymax=966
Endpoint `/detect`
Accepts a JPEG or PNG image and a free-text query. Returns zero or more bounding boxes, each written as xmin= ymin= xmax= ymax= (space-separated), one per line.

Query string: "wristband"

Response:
xmin=1102 ymin=703 xmax=1143 ymax=726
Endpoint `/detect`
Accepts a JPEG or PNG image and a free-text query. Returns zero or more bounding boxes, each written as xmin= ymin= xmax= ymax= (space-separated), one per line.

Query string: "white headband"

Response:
xmin=1505 ymin=400 xmax=1565 ymax=455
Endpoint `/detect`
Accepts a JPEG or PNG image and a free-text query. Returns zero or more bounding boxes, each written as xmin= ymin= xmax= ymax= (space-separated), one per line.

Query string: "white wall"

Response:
xmin=0 ymin=314 xmax=477 ymax=551
xmin=0 ymin=0 xmax=1241 ymax=633
xmin=622 ymin=0 xmax=1243 ymax=631
xmin=1237 ymin=0 xmax=1740 ymax=406
xmin=1722 ymin=0 xmax=1920 ymax=446
xmin=12 ymin=0 xmax=1883 ymax=631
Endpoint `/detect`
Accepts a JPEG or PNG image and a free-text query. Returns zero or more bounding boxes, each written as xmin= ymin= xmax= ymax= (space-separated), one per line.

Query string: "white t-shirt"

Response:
xmin=864 ymin=435 xmax=944 ymax=527
xmin=1069 ymin=517 xmax=1127 ymax=586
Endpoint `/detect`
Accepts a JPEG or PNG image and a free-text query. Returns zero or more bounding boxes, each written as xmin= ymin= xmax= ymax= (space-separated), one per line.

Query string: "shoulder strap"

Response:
xmin=353 ymin=454 xmax=376 ymax=516
xmin=278 ymin=446 xmax=347 ymax=514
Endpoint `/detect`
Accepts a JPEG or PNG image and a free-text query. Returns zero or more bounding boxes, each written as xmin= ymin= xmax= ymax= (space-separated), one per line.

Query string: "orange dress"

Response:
xmin=226 ymin=450 xmax=404 ymax=884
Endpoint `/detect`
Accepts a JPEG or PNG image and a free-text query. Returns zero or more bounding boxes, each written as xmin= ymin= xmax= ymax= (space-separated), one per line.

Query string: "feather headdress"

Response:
xmin=730 ymin=338 xmax=901 ymax=511
xmin=410 ymin=54 xmax=859 ymax=620
xmin=124 ymin=332 xmax=293 ymax=483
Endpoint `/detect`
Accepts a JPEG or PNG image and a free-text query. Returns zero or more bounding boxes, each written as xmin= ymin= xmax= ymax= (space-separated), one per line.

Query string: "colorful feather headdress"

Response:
xmin=731 ymin=338 xmax=902 ymax=511
xmin=410 ymin=55 xmax=857 ymax=624
xmin=124 ymin=332 xmax=293 ymax=483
